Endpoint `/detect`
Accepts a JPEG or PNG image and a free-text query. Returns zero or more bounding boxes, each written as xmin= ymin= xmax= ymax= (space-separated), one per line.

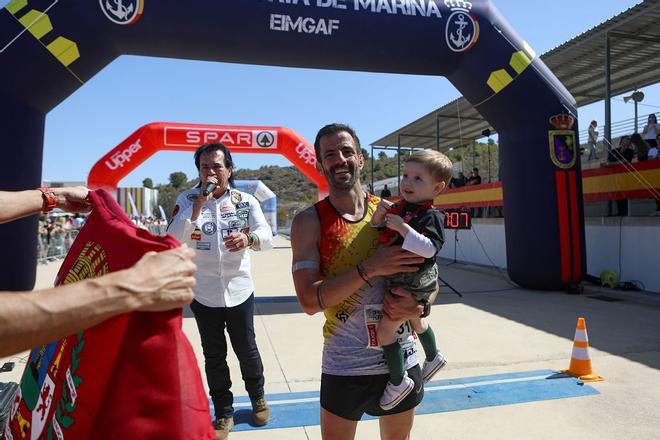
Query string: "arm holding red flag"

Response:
xmin=0 ymin=186 xmax=91 ymax=223
xmin=0 ymin=245 xmax=197 ymax=357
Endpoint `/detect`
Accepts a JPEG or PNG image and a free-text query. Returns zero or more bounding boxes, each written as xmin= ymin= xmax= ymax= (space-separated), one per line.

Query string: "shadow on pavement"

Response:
xmin=435 ymin=260 xmax=660 ymax=371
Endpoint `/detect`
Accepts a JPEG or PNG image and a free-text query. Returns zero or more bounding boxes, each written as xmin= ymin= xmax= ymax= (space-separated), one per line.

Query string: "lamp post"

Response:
xmin=482 ymin=129 xmax=492 ymax=183
xmin=624 ymin=90 xmax=645 ymax=132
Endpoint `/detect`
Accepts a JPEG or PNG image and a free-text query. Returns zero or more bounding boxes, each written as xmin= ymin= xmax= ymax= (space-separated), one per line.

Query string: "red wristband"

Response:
xmin=37 ymin=187 xmax=57 ymax=212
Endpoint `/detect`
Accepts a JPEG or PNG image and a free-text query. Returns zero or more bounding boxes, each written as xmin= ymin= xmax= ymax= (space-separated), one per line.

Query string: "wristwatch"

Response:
xmin=37 ymin=187 xmax=57 ymax=212
xmin=419 ymin=299 xmax=431 ymax=318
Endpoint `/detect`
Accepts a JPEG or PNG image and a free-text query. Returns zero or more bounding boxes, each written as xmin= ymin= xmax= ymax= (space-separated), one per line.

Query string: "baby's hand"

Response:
xmin=385 ymin=214 xmax=406 ymax=233
xmin=371 ymin=199 xmax=393 ymax=227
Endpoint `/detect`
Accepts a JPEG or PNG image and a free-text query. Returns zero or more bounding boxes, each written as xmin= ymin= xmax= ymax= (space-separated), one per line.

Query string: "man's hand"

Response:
xmin=191 ymin=179 xmax=217 ymax=221
xmin=55 ymin=187 xmax=92 ymax=213
xmin=383 ymin=287 xmax=423 ymax=321
xmin=362 ymin=245 xmax=424 ymax=278
xmin=224 ymin=231 xmax=249 ymax=252
xmin=120 ymin=245 xmax=197 ymax=312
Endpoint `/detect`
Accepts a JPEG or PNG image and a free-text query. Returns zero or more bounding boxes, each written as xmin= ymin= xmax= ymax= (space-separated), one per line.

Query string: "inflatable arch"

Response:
xmin=0 ymin=0 xmax=585 ymax=291
xmin=86 ymin=122 xmax=327 ymax=198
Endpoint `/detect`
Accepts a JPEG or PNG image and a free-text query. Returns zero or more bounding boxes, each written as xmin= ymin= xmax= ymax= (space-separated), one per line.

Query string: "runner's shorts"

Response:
xmin=320 ymin=364 xmax=423 ymax=421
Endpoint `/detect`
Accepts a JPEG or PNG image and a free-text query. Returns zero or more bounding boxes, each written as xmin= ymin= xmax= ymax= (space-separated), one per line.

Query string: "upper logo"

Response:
xmin=445 ymin=1 xmax=479 ymax=53
xmin=100 ymin=0 xmax=144 ymax=25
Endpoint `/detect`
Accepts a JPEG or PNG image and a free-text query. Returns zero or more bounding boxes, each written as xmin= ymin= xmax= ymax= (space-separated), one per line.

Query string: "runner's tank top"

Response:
xmin=315 ymin=194 xmax=418 ymax=376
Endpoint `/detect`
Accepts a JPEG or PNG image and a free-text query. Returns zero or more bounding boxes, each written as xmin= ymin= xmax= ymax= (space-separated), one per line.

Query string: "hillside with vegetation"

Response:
xmin=150 ymin=141 xmax=500 ymax=228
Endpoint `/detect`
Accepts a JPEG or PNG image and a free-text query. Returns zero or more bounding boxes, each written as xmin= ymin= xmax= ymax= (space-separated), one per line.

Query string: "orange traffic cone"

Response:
xmin=562 ymin=317 xmax=604 ymax=381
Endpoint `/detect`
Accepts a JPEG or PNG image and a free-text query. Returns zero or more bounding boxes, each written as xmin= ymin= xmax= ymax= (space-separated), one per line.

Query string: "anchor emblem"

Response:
xmin=445 ymin=10 xmax=479 ymax=53
xmin=449 ymin=14 xmax=471 ymax=49
xmin=99 ymin=0 xmax=142 ymax=25
xmin=105 ymin=0 xmax=134 ymax=21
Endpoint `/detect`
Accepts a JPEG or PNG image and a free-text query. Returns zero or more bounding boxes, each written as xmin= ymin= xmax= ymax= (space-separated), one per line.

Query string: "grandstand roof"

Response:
xmin=372 ymin=0 xmax=660 ymax=150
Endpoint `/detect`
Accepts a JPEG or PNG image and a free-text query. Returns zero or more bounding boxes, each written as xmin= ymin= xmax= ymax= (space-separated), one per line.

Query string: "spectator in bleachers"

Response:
xmin=380 ymin=184 xmax=392 ymax=198
xmin=449 ymin=171 xmax=467 ymax=188
xmin=587 ymin=120 xmax=599 ymax=160
xmin=642 ymin=113 xmax=658 ymax=148
xmin=467 ymin=168 xmax=482 ymax=186
xmin=466 ymin=168 xmax=483 ymax=217
xmin=607 ymin=136 xmax=635 ymax=216
xmin=607 ymin=135 xmax=635 ymax=164
xmin=648 ymin=134 xmax=659 ymax=159
xmin=630 ymin=133 xmax=650 ymax=161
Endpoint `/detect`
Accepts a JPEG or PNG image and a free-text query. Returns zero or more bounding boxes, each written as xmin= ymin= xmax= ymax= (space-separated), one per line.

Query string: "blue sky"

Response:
xmin=3 ymin=0 xmax=656 ymax=187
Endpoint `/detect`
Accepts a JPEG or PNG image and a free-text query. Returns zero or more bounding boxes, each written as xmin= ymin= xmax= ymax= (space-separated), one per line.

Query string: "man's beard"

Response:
xmin=324 ymin=162 xmax=359 ymax=190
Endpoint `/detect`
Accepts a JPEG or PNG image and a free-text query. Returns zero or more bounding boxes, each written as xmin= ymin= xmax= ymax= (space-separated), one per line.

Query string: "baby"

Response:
xmin=371 ymin=149 xmax=452 ymax=410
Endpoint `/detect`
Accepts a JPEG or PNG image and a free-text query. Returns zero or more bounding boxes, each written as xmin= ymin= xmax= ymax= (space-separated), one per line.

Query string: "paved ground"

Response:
xmin=3 ymin=235 xmax=660 ymax=439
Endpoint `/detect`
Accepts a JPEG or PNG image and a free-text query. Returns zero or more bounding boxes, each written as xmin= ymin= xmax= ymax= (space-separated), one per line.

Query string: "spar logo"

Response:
xmin=295 ymin=142 xmax=316 ymax=166
xmin=105 ymin=139 xmax=143 ymax=170
xmin=100 ymin=0 xmax=144 ymax=25
xmin=256 ymin=131 xmax=275 ymax=148
xmin=164 ymin=127 xmax=278 ymax=149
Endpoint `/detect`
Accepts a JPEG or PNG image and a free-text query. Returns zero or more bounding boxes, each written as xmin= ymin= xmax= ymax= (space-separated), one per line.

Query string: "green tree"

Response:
xmin=142 ymin=178 xmax=153 ymax=189
xmin=156 ymin=185 xmax=179 ymax=220
xmin=169 ymin=172 xmax=188 ymax=189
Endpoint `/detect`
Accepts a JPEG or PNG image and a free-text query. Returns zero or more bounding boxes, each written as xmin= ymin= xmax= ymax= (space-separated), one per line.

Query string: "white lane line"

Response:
xmin=425 ymin=374 xmax=552 ymax=392
xmin=232 ymin=374 xmax=558 ymax=408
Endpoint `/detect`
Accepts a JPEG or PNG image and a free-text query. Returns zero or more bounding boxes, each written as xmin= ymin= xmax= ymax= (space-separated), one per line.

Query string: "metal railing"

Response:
xmin=36 ymin=224 xmax=168 ymax=264
xmin=38 ymin=230 xmax=79 ymax=263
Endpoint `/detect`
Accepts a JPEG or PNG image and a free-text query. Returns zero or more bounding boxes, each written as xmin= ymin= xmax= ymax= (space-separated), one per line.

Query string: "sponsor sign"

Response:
xmin=105 ymin=139 xmax=143 ymax=170
xmin=164 ymin=127 xmax=278 ymax=149
xmin=295 ymin=142 xmax=316 ymax=166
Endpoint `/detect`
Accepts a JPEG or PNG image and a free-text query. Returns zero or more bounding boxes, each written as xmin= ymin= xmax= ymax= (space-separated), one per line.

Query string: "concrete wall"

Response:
xmin=437 ymin=217 xmax=660 ymax=292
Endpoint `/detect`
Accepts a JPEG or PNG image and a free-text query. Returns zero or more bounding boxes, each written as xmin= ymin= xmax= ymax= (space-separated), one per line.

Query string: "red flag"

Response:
xmin=3 ymin=190 xmax=214 ymax=440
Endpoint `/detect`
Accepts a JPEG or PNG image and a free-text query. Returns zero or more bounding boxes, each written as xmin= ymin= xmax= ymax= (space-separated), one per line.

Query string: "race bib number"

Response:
xmin=364 ymin=304 xmax=415 ymax=350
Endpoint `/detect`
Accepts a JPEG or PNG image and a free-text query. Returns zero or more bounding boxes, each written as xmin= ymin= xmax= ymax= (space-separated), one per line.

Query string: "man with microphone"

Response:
xmin=168 ymin=142 xmax=273 ymax=439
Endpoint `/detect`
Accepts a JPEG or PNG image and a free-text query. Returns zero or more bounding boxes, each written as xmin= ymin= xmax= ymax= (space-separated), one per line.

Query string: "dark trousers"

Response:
xmin=190 ymin=294 xmax=265 ymax=418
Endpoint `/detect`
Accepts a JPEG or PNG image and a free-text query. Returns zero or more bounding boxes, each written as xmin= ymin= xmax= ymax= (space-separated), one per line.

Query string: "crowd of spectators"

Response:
xmin=130 ymin=215 xmax=167 ymax=233
xmin=38 ymin=213 xmax=85 ymax=261
xmin=606 ymin=115 xmax=660 ymax=216
xmin=38 ymin=213 xmax=168 ymax=262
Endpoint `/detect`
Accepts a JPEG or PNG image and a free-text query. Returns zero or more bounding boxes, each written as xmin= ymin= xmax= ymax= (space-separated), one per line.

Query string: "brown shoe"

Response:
xmin=251 ymin=397 xmax=270 ymax=426
xmin=213 ymin=416 xmax=234 ymax=440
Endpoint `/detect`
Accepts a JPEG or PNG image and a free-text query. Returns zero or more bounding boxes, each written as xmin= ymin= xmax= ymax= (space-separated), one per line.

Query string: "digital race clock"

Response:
xmin=443 ymin=209 xmax=472 ymax=230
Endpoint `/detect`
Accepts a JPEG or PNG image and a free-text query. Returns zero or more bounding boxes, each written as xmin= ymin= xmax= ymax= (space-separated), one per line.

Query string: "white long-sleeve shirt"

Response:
xmin=167 ymin=187 xmax=273 ymax=307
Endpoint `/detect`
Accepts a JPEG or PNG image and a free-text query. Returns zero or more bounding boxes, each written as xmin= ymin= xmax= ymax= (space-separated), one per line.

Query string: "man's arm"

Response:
xmin=0 ymin=187 xmax=91 ymax=224
xmin=247 ymin=194 xmax=273 ymax=251
xmin=0 ymin=246 xmax=197 ymax=358
xmin=166 ymin=193 xmax=197 ymax=242
xmin=291 ymin=207 xmax=425 ymax=316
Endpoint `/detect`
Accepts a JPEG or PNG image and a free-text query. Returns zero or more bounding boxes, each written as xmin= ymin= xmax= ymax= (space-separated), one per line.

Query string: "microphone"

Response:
xmin=202 ymin=182 xmax=217 ymax=196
